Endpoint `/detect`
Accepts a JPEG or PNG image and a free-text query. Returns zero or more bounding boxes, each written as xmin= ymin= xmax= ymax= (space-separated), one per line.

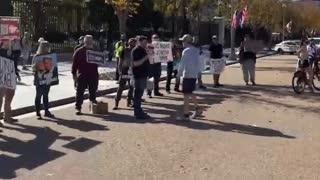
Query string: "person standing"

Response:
xmin=114 ymin=34 xmax=126 ymax=81
xmin=72 ymin=35 xmax=99 ymax=115
xmin=32 ymin=41 xmax=55 ymax=119
xmin=132 ymin=36 xmax=151 ymax=120
xmin=166 ymin=40 xmax=181 ymax=93
xmin=11 ymin=38 xmax=22 ymax=71
xmin=113 ymin=38 xmax=136 ymax=110
xmin=147 ymin=34 xmax=164 ymax=97
xmin=209 ymin=35 xmax=224 ymax=87
xmin=177 ymin=34 xmax=202 ymax=121
xmin=239 ymin=33 xmax=263 ymax=86
xmin=21 ymin=32 xmax=32 ymax=70
xmin=0 ymin=39 xmax=21 ymax=125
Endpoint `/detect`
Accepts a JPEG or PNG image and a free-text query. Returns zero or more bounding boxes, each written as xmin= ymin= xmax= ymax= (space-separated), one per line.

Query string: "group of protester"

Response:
xmin=0 ymin=31 xmax=262 ymax=126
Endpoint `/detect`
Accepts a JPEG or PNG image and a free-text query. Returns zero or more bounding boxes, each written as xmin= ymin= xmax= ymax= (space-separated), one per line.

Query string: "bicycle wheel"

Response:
xmin=313 ymin=72 xmax=320 ymax=91
xmin=292 ymin=71 xmax=306 ymax=94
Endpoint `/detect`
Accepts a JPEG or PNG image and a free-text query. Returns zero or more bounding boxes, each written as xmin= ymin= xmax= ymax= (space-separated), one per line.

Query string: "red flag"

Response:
xmin=231 ymin=10 xmax=238 ymax=29
xmin=241 ymin=6 xmax=248 ymax=27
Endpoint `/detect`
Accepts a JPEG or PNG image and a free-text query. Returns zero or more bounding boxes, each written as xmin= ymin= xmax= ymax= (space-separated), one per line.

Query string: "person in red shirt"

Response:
xmin=72 ymin=35 xmax=99 ymax=115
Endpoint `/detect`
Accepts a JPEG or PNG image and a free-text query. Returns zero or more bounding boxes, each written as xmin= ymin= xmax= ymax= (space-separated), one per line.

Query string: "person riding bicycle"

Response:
xmin=307 ymin=39 xmax=317 ymax=68
xmin=297 ymin=39 xmax=314 ymax=92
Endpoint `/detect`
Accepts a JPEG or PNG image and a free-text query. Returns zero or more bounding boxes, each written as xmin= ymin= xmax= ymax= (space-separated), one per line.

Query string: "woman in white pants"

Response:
xmin=239 ymin=33 xmax=263 ymax=86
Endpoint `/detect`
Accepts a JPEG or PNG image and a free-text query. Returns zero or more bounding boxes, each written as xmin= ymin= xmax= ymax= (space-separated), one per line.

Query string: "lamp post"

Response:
xmin=230 ymin=0 xmax=236 ymax=60
xmin=281 ymin=2 xmax=287 ymax=42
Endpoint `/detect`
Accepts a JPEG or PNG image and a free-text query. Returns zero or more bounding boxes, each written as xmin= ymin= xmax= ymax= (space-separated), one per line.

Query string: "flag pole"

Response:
xmin=230 ymin=0 xmax=236 ymax=60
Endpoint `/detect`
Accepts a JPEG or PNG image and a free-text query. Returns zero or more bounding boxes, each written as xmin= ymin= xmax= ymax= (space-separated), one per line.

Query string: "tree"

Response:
xmin=105 ymin=0 xmax=143 ymax=36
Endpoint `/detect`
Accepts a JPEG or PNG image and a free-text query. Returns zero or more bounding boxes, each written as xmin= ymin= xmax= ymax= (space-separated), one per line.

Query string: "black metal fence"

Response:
xmin=13 ymin=1 xmax=90 ymax=38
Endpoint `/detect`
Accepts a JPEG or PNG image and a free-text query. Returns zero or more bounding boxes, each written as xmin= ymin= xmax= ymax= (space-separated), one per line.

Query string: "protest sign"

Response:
xmin=0 ymin=17 xmax=20 ymax=40
xmin=33 ymin=53 xmax=59 ymax=86
xmin=153 ymin=42 xmax=173 ymax=63
xmin=0 ymin=57 xmax=16 ymax=89
xmin=87 ymin=50 xmax=106 ymax=66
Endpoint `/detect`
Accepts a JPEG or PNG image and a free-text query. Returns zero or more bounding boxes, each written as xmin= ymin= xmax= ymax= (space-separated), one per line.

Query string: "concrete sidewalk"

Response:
xmin=10 ymin=50 xmax=276 ymax=116
xmin=1 ymin=55 xmax=319 ymax=180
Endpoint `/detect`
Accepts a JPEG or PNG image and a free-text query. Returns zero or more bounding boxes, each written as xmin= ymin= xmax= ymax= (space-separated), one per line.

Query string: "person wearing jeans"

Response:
xmin=113 ymin=38 xmax=136 ymax=110
xmin=72 ymin=35 xmax=99 ymax=115
xmin=166 ymin=41 xmax=182 ymax=93
xmin=147 ymin=34 xmax=164 ymax=97
xmin=32 ymin=41 xmax=55 ymax=119
xmin=132 ymin=36 xmax=151 ymax=120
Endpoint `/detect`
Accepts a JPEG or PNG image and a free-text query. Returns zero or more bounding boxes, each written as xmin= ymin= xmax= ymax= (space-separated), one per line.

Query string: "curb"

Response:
xmin=10 ymin=53 xmax=276 ymax=117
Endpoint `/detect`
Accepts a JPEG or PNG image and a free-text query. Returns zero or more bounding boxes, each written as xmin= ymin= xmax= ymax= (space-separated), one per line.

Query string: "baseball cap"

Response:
xmin=179 ymin=34 xmax=193 ymax=43
xmin=212 ymin=35 xmax=217 ymax=39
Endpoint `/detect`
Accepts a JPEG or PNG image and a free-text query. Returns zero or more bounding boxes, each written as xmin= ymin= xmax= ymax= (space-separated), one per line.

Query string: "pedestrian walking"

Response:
xmin=132 ymin=36 xmax=151 ymax=120
xmin=11 ymin=38 xmax=22 ymax=71
xmin=32 ymin=41 xmax=55 ymax=119
xmin=0 ymin=39 xmax=21 ymax=125
xmin=209 ymin=35 xmax=225 ymax=87
xmin=21 ymin=32 xmax=32 ymax=70
xmin=72 ymin=35 xmax=99 ymax=115
xmin=166 ymin=40 xmax=181 ymax=93
xmin=147 ymin=34 xmax=164 ymax=97
xmin=113 ymin=38 xmax=137 ymax=110
xmin=114 ymin=34 xmax=126 ymax=81
xmin=239 ymin=33 xmax=263 ymax=86
xmin=177 ymin=34 xmax=202 ymax=121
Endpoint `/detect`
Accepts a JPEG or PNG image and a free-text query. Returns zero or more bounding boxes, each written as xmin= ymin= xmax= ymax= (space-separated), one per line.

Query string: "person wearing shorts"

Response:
xmin=177 ymin=34 xmax=202 ymax=121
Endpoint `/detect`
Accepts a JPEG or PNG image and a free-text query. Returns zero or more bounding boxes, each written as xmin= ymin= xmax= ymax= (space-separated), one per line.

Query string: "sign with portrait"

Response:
xmin=33 ymin=53 xmax=59 ymax=86
xmin=0 ymin=17 xmax=20 ymax=40
xmin=0 ymin=56 xmax=16 ymax=89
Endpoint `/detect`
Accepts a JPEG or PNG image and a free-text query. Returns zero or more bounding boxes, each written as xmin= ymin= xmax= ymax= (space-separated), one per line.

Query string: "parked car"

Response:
xmin=308 ymin=37 xmax=320 ymax=49
xmin=273 ymin=40 xmax=300 ymax=54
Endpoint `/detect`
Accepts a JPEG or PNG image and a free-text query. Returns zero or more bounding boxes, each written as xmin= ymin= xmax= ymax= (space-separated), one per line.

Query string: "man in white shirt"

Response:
xmin=177 ymin=34 xmax=202 ymax=121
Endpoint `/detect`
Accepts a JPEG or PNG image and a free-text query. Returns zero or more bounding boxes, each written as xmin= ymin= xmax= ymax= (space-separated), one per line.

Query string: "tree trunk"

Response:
xmin=117 ymin=12 xmax=127 ymax=36
xmin=76 ymin=7 xmax=82 ymax=32
xmin=171 ymin=14 xmax=176 ymax=37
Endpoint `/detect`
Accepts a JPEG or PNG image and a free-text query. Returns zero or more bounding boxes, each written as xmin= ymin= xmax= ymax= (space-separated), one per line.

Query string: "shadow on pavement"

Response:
xmin=41 ymin=117 xmax=109 ymax=132
xmin=96 ymin=90 xmax=295 ymax=139
xmin=0 ymin=121 xmax=103 ymax=179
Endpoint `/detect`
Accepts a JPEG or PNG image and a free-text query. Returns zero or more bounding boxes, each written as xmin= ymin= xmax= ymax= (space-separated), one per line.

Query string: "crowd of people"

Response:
xmin=0 ymin=31 xmax=262 ymax=126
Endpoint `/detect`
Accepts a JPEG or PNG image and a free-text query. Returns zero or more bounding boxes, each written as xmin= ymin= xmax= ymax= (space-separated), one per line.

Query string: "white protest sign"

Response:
xmin=86 ymin=50 xmax=106 ymax=66
xmin=153 ymin=41 xmax=173 ymax=63
xmin=0 ymin=57 xmax=16 ymax=89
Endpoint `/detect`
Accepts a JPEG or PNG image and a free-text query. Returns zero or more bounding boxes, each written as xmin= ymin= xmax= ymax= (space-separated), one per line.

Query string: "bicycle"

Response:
xmin=292 ymin=59 xmax=314 ymax=94
xmin=312 ymin=59 xmax=320 ymax=90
